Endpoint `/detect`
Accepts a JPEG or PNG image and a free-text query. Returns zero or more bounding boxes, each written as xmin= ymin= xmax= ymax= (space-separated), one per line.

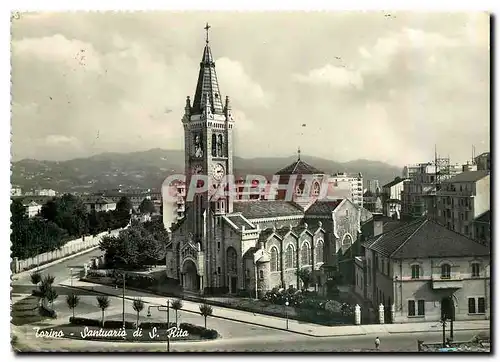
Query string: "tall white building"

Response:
xmin=436 ymin=170 xmax=490 ymax=238
xmin=330 ymin=172 xmax=364 ymax=207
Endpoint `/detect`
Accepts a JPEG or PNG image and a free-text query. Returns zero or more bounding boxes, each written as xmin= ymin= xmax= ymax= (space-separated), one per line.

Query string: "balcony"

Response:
xmin=431 ymin=266 xmax=463 ymax=289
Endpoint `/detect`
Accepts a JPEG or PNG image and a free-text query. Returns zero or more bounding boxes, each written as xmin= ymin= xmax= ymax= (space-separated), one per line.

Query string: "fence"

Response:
xmin=11 ymin=229 xmax=122 ymax=274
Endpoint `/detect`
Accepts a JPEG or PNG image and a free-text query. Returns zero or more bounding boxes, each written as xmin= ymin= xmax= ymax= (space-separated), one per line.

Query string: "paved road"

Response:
xmin=14 ymin=329 xmax=485 ymax=352
xmin=168 ymin=330 xmax=483 ymax=352
xmin=11 ymin=248 xmax=103 ymax=285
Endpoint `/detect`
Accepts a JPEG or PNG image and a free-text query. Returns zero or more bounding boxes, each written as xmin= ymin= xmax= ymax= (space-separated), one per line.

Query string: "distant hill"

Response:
xmin=11 ymin=148 xmax=402 ymax=193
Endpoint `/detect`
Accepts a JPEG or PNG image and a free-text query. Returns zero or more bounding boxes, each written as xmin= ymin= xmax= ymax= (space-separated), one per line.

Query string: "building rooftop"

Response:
xmin=275 ymin=158 xmax=324 ymax=175
xmin=225 ymin=214 xmax=256 ymax=230
xmin=382 ymin=177 xmax=408 ymax=188
xmin=305 ymin=200 xmax=343 ymax=215
xmin=367 ymin=218 xmax=490 ymax=259
xmin=233 ymin=200 xmax=303 ymax=219
xmin=442 ymin=170 xmax=490 ymax=183
xmin=474 ymin=210 xmax=491 ymax=224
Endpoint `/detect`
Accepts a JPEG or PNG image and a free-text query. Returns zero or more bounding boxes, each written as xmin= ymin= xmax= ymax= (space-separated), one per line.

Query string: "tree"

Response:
xmin=199 ymin=303 xmax=213 ymax=329
xmin=46 ymin=288 xmax=58 ymax=308
xmin=139 ymin=198 xmax=156 ymax=215
xmin=171 ymin=299 xmax=183 ymax=326
xmin=66 ymin=294 xmax=80 ymax=319
xmin=296 ymin=268 xmax=312 ymax=291
xmin=116 ymin=196 xmax=133 ymax=214
xmin=132 ymin=298 xmax=144 ymax=327
xmin=99 ymin=223 xmax=165 ymax=270
xmin=96 ymin=296 xmax=110 ymax=326
xmin=30 ymin=272 xmax=41 ymax=286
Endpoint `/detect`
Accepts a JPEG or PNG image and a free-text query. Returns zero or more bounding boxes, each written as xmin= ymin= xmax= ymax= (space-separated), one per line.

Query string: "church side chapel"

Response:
xmin=164 ymin=25 xmax=369 ymax=297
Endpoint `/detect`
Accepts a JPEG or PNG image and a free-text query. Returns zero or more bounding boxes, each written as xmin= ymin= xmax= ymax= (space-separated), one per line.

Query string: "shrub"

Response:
xmin=87 ymin=270 xmax=108 ymax=278
xmin=139 ymin=322 xmax=176 ymax=329
xmin=69 ymin=317 xmax=101 ymax=327
xmin=179 ymin=323 xmax=218 ymax=340
xmin=39 ymin=306 xmax=57 ymax=319
xmin=103 ymin=320 xmax=135 ymax=329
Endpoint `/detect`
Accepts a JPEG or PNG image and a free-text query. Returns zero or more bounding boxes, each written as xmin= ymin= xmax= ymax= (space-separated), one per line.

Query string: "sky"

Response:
xmin=11 ymin=11 xmax=490 ymax=166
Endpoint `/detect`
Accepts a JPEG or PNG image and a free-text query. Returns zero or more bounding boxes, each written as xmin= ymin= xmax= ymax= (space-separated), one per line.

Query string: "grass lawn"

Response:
xmin=11 ymin=296 xmax=47 ymax=326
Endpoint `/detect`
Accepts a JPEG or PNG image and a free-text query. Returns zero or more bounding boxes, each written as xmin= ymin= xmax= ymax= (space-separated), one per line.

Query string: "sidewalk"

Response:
xmin=60 ymin=279 xmax=491 ymax=338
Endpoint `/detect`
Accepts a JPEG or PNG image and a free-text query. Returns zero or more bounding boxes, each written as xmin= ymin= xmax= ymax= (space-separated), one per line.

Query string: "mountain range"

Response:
xmin=11 ymin=148 xmax=403 ymax=193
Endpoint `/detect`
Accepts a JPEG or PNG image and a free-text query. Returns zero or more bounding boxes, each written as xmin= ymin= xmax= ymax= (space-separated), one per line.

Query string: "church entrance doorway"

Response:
xmin=182 ymin=259 xmax=199 ymax=292
xmin=230 ymin=276 xmax=237 ymax=294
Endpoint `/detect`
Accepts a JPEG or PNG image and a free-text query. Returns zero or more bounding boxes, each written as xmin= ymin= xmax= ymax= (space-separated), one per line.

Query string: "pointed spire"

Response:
xmin=185 ymin=96 xmax=191 ymax=115
xmin=192 ymin=23 xmax=224 ymax=114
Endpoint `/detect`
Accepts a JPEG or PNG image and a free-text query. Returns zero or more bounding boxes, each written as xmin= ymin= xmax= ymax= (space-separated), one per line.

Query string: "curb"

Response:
xmin=13 ymin=246 xmax=100 ymax=278
xmin=62 ymin=284 xmax=319 ymax=337
xmin=61 ymin=284 xmax=490 ymax=339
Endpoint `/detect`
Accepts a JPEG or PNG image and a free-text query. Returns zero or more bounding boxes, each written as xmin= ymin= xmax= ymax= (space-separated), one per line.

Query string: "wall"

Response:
xmin=391 ymin=256 xmax=490 ymax=323
xmin=473 ymin=176 xmax=490 ymax=219
xmin=11 ymin=229 xmax=122 ymax=274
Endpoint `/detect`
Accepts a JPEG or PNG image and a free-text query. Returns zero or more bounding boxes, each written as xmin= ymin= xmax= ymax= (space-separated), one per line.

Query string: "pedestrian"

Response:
xmin=375 ymin=336 xmax=380 ymax=351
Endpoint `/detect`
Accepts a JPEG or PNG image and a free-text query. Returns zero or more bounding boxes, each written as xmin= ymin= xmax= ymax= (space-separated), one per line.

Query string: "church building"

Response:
xmin=164 ymin=25 xmax=370 ymax=296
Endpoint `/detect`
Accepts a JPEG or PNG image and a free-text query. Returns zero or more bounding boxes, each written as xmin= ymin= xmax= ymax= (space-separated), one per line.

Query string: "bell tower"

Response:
xmin=182 ymin=23 xmax=235 ymax=244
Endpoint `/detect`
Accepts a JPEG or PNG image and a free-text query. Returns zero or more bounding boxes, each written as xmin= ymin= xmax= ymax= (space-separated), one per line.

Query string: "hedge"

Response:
xmin=39 ymin=306 xmax=57 ymax=319
xmin=139 ymin=322 xmax=177 ymax=329
xmin=179 ymin=323 xmax=218 ymax=340
xmin=68 ymin=317 xmax=135 ymax=328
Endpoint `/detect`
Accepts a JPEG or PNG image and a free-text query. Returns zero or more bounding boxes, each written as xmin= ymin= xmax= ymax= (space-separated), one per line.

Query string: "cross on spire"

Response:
xmin=204 ymin=23 xmax=211 ymax=43
xmin=297 ymin=146 xmax=301 ymax=161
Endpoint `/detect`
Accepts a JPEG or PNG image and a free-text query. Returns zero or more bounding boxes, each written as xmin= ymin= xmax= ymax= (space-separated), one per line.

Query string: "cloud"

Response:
xmin=293 ymin=64 xmax=363 ymax=89
xmin=216 ymin=57 xmax=273 ymax=107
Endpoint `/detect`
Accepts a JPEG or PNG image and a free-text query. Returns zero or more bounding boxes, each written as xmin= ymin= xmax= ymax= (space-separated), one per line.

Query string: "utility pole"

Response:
xmin=122 ymin=271 xmax=126 ymax=329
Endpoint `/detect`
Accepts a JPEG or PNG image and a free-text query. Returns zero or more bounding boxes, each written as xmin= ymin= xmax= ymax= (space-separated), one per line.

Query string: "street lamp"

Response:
xmin=285 ymin=298 xmax=289 ymax=330
xmin=113 ymin=256 xmax=128 ymax=329
xmin=147 ymin=301 xmax=171 ymax=352
xmin=440 ymin=317 xmax=447 ymax=348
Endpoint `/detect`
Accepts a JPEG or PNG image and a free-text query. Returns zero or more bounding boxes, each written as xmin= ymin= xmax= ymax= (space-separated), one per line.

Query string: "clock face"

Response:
xmin=212 ymin=163 xmax=225 ymax=181
xmin=192 ymin=165 xmax=203 ymax=174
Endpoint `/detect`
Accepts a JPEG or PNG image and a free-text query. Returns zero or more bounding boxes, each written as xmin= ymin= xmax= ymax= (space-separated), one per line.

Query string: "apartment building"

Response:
xmin=436 ymin=170 xmax=490 ymax=238
xmin=330 ymin=172 xmax=364 ymax=207
xmin=367 ymin=179 xmax=381 ymax=194
xmin=355 ymin=218 xmax=490 ymax=323
xmin=474 ymin=152 xmax=490 ymax=171
xmin=401 ymin=162 xmax=462 ymax=219
xmin=473 ymin=211 xmax=490 ymax=246
xmin=382 ymin=177 xmax=409 ymax=219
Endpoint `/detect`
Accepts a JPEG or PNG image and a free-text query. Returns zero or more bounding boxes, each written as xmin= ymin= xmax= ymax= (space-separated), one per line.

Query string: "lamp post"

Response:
xmin=440 ymin=317 xmax=447 ymax=348
xmin=113 ymin=256 xmax=128 ymax=329
xmin=285 ymin=298 xmax=289 ymax=330
xmin=147 ymin=301 xmax=171 ymax=352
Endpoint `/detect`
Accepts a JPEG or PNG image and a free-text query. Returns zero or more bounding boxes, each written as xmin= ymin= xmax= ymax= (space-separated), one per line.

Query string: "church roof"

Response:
xmin=305 ymin=200 xmax=343 ymax=215
xmin=275 ymin=158 xmax=325 ymax=175
xmin=367 ymin=218 xmax=490 ymax=259
xmin=191 ymin=40 xmax=225 ymax=114
xmin=225 ymin=214 xmax=256 ymax=230
xmin=233 ymin=201 xmax=304 ymax=219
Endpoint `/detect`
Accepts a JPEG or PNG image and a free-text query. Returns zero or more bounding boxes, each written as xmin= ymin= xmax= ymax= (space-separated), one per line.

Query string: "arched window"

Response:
xmin=441 ymin=263 xmax=451 ymax=279
xmin=300 ymin=242 xmax=311 ymax=265
xmin=285 ymin=244 xmax=295 ymax=269
xmin=227 ymin=247 xmax=237 ymax=274
xmin=296 ymin=181 xmax=305 ymax=196
xmin=217 ymin=134 xmax=224 ymax=156
xmin=312 ymin=181 xmax=320 ymax=196
xmin=211 ymin=134 xmax=217 ymax=156
xmin=270 ymin=247 xmax=279 ymax=272
xmin=259 ymin=270 xmax=264 ymax=279
xmin=316 ymin=240 xmax=324 ymax=263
